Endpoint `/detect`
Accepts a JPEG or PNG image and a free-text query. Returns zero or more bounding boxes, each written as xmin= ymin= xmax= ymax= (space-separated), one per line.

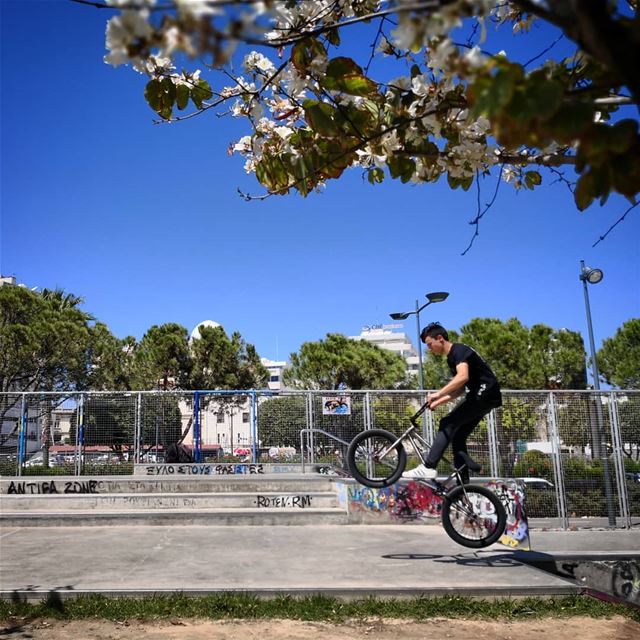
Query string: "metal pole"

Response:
xmin=581 ymin=261 xmax=601 ymax=391
xmin=416 ymin=299 xmax=424 ymax=391
xmin=580 ymin=260 xmax=616 ymax=527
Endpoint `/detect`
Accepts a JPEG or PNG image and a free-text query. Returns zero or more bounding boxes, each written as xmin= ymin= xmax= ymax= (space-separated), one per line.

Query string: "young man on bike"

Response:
xmin=403 ymin=322 xmax=501 ymax=483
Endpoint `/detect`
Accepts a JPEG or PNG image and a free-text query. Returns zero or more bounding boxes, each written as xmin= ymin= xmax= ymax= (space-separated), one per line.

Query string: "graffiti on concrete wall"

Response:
xmin=485 ymin=480 xmax=530 ymax=550
xmin=342 ymin=479 xmax=530 ymax=550
xmin=255 ymin=495 xmax=313 ymax=508
xmin=611 ymin=559 xmax=640 ymax=604
xmin=346 ymin=481 xmax=442 ymax=522
xmin=142 ymin=463 xmax=265 ymax=476
xmin=4 ymin=479 xmax=104 ymax=494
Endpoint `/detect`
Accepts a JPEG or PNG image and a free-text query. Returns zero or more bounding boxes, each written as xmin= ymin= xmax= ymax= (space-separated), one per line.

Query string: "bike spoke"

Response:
xmin=448 ymin=491 xmax=501 ymax=541
xmin=353 ymin=438 xmax=399 ymax=482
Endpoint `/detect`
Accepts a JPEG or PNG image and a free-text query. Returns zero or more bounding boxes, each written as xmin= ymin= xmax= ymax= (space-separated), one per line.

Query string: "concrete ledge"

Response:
xmin=0 ymin=508 xmax=350 ymax=527
xmin=514 ymin=552 xmax=640 ymax=606
xmin=0 ymin=491 xmax=338 ymax=511
xmin=2 ymin=584 xmax=581 ymax=603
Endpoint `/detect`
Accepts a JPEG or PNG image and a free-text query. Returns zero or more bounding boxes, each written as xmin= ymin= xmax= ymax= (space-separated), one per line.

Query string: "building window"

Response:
xmin=270 ymin=375 xmax=279 ymax=382
xmin=217 ymin=413 xmax=224 ymax=423
xmin=242 ymin=412 xmax=250 ymax=423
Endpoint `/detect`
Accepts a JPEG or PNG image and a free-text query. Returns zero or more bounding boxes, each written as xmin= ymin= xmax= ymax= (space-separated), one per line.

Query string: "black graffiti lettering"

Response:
xmin=255 ymin=494 xmax=312 ymax=508
xmin=63 ymin=480 xmax=100 ymax=494
xmin=7 ymin=481 xmax=24 ymax=494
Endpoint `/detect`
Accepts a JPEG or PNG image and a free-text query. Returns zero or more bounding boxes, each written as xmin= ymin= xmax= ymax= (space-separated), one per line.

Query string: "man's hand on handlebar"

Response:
xmin=427 ymin=392 xmax=453 ymax=410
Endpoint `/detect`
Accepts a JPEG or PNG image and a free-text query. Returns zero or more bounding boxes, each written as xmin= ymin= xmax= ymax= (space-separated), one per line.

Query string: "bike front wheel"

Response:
xmin=347 ymin=429 xmax=407 ymax=488
xmin=442 ymin=484 xmax=507 ymax=548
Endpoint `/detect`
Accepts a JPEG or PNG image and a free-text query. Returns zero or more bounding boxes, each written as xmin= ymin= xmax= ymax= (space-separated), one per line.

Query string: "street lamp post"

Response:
xmin=390 ymin=291 xmax=449 ymax=390
xmin=579 ymin=260 xmax=616 ymax=526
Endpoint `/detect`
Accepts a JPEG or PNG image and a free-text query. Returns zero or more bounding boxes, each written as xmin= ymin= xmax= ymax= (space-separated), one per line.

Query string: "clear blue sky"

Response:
xmin=1 ymin=1 xmax=639 ymax=382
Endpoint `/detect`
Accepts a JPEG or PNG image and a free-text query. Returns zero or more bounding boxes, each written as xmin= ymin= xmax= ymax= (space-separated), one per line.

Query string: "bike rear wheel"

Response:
xmin=347 ymin=429 xmax=407 ymax=488
xmin=442 ymin=484 xmax=506 ymax=548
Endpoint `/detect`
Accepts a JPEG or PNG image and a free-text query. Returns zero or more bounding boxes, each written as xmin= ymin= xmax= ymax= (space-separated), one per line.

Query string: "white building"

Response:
xmin=351 ymin=324 xmax=420 ymax=378
xmin=261 ymin=357 xmax=288 ymax=392
xmin=186 ymin=320 xmax=255 ymax=453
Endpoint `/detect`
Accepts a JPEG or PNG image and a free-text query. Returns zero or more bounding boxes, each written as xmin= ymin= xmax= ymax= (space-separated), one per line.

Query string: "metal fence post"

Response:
xmin=76 ymin=393 xmax=84 ymax=477
xmin=548 ymin=392 xmax=569 ymax=529
xmin=364 ymin=392 xmax=372 ymax=432
xmin=193 ymin=391 xmax=201 ymax=462
xmin=17 ymin=395 xmax=27 ymax=476
xmin=306 ymin=392 xmax=315 ymax=465
xmin=608 ymin=392 xmax=630 ymax=528
xmin=251 ymin=391 xmax=258 ymax=463
xmin=487 ymin=409 xmax=500 ymax=478
xmin=134 ymin=392 xmax=142 ymax=464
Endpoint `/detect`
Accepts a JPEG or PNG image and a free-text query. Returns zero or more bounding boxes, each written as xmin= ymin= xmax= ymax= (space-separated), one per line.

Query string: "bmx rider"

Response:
xmin=402 ymin=322 xmax=502 ymax=483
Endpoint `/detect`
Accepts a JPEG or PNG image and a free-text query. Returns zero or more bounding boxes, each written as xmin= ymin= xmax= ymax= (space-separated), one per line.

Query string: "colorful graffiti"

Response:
xmin=485 ymin=480 xmax=530 ymax=550
xmin=342 ymin=479 xmax=530 ymax=550
xmin=346 ymin=481 xmax=443 ymax=521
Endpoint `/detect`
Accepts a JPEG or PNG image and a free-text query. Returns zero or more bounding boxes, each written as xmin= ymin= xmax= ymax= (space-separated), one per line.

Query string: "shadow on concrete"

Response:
xmin=381 ymin=552 xmax=523 ymax=568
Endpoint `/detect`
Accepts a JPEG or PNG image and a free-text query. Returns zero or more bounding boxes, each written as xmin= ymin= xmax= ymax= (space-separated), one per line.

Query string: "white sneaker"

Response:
xmin=402 ymin=464 xmax=437 ymax=479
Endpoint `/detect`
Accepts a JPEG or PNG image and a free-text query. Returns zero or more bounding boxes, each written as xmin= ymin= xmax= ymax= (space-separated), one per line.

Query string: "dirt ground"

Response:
xmin=1 ymin=616 xmax=638 ymax=640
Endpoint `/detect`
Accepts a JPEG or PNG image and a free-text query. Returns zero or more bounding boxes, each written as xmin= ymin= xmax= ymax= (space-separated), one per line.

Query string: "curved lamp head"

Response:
xmin=389 ymin=312 xmax=410 ymax=320
xmin=426 ymin=291 xmax=449 ymax=303
xmin=581 ymin=266 xmax=604 ymax=285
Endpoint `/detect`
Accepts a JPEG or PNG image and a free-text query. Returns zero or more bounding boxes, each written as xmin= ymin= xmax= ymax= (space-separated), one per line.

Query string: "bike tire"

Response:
xmin=346 ymin=429 xmax=407 ymax=488
xmin=441 ymin=484 xmax=507 ymax=548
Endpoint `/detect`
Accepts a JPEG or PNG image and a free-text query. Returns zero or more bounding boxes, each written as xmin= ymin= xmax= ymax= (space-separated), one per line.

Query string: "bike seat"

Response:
xmin=458 ymin=452 xmax=482 ymax=472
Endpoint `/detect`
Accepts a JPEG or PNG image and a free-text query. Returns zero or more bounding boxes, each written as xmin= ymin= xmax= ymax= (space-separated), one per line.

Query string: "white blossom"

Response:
xmin=463 ymin=45 xmax=486 ymax=70
xmin=175 ymin=0 xmax=221 ymax=18
xmin=104 ymin=10 xmax=153 ymax=68
xmin=243 ymin=52 xmax=277 ymax=76
xmin=274 ymin=126 xmax=294 ymax=140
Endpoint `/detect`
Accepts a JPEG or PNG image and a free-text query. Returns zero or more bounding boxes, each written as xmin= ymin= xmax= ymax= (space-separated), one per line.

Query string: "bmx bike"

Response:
xmin=346 ymin=402 xmax=507 ymax=548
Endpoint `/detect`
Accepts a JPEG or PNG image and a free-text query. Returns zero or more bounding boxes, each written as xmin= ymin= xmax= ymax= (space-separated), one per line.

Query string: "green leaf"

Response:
xmin=524 ymin=170 xmax=542 ymax=189
xmin=367 ymin=167 xmax=385 ymax=184
xmin=388 ymin=156 xmax=415 ymax=183
xmin=459 ymin=174 xmax=474 ymax=191
xmin=161 ymin=78 xmax=176 ymax=108
xmin=176 ymin=84 xmax=189 ymax=111
xmin=322 ymin=57 xmax=378 ymax=96
xmin=326 ymin=28 xmax=340 ymax=47
xmin=547 ymin=103 xmax=593 ymax=142
xmin=191 ymin=80 xmax=213 ymax=109
xmin=144 ymin=79 xmax=162 ymax=112
xmin=159 ymin=105 xmax=173 ymax=121
xmin=303 ymin=100 xmax=341 ymax=137
xmin=492 ymin=69 xmax=518 ymax=108
xmin=609 ymin=119 xmax=638 ymax=154
xmin=575 ymin=170 xmax=607 ymax=211
xmin=291 ymin=39 xmax=325 ymax=74
xmin=469 ymin=69 xmax=516 ymax=118
xmin=525 ymin=75 xmax=563 ymax=121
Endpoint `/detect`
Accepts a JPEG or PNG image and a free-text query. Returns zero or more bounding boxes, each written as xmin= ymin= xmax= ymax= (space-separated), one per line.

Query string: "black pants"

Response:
xmin=424 ymin=395 xmax=499 ymax=484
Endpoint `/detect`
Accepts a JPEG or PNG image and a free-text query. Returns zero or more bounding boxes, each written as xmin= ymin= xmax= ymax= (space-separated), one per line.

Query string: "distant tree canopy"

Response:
xmin=283 ymin=333 xmax=409 ymax=389
xmin=596 ymin=318 xmax=640 ymax=388
xmin=188 ymin=324 xmax=269 ymax=391
xmin=0 ymin=285 xmax=95 ymax=396
xmin=422 ymin=317 xmax=588 ymax=390
xmin=132 ymin=323 xmax=192 ymax=390
xmin=256 ymin=395 xmax=307 ymax=447
xmin=92 ymin=0 xmax=640 ymax=225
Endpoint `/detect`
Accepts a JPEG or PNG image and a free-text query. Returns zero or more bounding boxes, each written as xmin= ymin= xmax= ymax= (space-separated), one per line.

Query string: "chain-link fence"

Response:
xmin=1 ymin=390 xmax=638 ymax=527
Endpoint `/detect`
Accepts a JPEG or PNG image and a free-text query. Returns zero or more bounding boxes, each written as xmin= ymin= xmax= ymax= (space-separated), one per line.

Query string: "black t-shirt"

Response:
xmin=447 ymin=343 xmax=501 ymax=404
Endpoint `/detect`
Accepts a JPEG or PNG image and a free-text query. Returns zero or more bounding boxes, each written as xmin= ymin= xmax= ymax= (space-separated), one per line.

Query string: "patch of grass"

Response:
xmin=0 ymin=594 xmax=638 ymax=624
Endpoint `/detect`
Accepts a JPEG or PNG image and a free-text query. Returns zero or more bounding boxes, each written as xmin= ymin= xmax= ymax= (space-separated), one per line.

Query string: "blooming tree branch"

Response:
xmin=82 ymin=0 xmax=639 ymax=218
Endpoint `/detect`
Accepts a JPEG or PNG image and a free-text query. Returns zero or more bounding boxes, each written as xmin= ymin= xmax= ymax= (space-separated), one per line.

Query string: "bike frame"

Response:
xmin=372 ymin=401 xmax=472 ymax=492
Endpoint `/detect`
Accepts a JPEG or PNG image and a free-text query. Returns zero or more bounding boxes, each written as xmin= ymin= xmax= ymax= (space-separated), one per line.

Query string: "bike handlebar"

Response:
xmin=410 ymin=399 xmax=432 ymax=426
